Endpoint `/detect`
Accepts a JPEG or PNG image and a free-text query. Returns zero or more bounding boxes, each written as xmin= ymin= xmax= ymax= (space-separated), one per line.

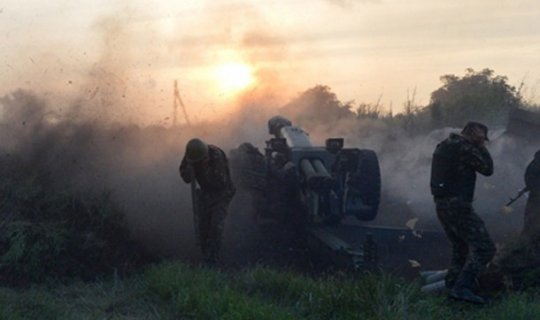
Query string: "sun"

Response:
xmin=213 ymin=62 xmax=255 ymax=95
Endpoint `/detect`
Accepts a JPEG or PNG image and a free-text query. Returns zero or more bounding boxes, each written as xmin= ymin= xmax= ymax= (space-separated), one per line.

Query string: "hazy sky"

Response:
xmin=1 ymin=0 xmax=540 ymax=123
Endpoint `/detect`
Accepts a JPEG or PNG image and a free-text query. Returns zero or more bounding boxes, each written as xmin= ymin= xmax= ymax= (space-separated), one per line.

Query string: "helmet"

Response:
xmin=268 ymin=115 xmax=292 ymax=136
xmin=185 ymin=138 xmax=209 ymax=163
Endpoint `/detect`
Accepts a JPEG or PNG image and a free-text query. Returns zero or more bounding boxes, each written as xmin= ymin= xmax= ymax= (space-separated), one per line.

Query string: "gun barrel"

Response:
xmin=300 ymin=159 xmax=332 ymax=190
xmin=312 ymin=159 xmax=330 ymax=176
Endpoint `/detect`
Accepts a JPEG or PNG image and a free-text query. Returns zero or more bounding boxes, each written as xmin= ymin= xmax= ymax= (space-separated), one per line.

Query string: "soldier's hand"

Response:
xmin=180 ymin=164 xmax=195 ymax=183
xmin=471 ymin=127 xmax=486 ymax=147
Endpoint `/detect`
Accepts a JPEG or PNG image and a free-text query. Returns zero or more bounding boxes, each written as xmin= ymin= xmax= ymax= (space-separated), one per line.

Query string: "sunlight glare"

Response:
xmin=213 ymin=62 xmax=255 ymax=95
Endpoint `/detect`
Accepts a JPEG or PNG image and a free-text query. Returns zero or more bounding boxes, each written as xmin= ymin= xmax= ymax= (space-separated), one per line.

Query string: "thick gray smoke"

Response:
xmin=0 ymin=4 xmax=301 ymax=263
xmin=1 ymin=88 xmax=538 ymax=263
xmin=287 ymin=115 xmax=540 ymax=244
xmin=374 ymin=127 xmax=540 ymax=243
xmin=0 ymin=89 xmax=279 ymax=261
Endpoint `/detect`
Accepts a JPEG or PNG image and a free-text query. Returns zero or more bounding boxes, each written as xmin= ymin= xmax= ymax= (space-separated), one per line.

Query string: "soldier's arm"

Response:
xmin=461 ymin=144 xmax=494 ymax=176
xmin=179 ymin=156 xmax=194 ymax=183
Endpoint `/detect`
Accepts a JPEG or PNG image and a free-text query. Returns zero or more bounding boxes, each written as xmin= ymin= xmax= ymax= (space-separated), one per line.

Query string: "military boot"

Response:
xmin=449 ymin=271 xmax=485 ymax=304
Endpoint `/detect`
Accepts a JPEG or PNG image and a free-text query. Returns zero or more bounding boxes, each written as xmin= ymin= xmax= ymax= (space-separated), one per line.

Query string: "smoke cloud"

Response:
xmin=2 ymin=6 xmax=538 ymax=266
xmin=2 ymin=83 xmax=539 ymax=265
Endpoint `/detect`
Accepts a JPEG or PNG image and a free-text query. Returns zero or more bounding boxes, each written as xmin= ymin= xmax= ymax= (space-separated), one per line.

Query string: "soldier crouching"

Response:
xmin=179 ymin=138 xmax=236 ymax=266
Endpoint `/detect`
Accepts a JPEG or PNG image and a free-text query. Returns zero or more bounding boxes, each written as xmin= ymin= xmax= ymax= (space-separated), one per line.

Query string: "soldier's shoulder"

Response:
xmin=446 ymin=133 xmax=477 ymax=151
xmin=208 ymin=145 xmax=227 ymax=161
xmin=436 ymin=133 xmax=463 ymax=150
xmin=208 ymin=144 xmax=222 ymax=152
xmin=447 ymin=133 xmax=467 ymax=143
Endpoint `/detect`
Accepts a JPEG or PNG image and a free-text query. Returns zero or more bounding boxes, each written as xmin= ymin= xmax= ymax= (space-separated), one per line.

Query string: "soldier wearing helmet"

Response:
xmin=179 ymin=138 xmax=236 ymax=265
xmin=430 ymin=121 xmax=495 ymax=304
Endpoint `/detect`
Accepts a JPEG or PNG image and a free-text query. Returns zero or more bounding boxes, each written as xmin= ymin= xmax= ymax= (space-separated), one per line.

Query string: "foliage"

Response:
xmin=146 ymin=262 xmax=540 ymax=319
xmin=280 ymin=85 xmax=356 ymax=130
xmin=2 ymin=261 xmax=540 ymax=318
xmin=427 ymin=68 xmax=523 ymax=128
xmin=0 ymin=274 xmax=168 ymax=319
xmin=145 ymin=263 xmax=293 ymax=319
xmin=0 ymin=91 xmax=154 ymax=285
xmin=0 ymin=173 xmax=150 ymax=285
xmin=280 ymin=69 xmax=528 ymax=139
xmin=357 ymin=102 xmax=387 ymax=120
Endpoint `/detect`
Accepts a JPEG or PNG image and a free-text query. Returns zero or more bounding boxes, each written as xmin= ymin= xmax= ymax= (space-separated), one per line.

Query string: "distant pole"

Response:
xmin=173 ymin=80 xmax=178 ymax=127
xmin=173 ymin=80 xmax=191 ymax=127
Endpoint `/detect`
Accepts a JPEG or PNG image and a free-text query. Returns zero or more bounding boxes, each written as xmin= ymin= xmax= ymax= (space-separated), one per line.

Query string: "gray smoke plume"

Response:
xmin=2 ymin=6 xmax=537 ymax=266
xmin=282 ymin=114 xmax=540 ymax=244
xmin=2 ymin=86 xmax=539 ymax=266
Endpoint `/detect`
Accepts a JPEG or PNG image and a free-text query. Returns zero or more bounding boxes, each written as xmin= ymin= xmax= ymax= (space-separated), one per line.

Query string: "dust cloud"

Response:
xmin=0 ymin=4 xmax=297 ymax=263
xmin=0 ymin=87 xmax=279 ymax=261
xmin=1 ymin=7 xmax=538 ymax=265
xmin=2 ymin=84 xmax=539 ymax=264
xmin=266 ymin=89 xmax=540 ymax=245
xmin=281 ymin=114 xmax=540 ymax=244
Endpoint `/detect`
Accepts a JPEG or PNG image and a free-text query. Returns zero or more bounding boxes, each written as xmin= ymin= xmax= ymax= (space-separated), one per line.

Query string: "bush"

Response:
xmin=0 ymin=174 xmax=150 ymax=285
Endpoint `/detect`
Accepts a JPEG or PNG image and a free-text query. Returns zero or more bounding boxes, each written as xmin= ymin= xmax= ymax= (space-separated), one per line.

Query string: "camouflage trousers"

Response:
xmin=197 ymin=195 xmax=231 ymax=265
xmin=435 ymin=197 xmax=496 ymax=288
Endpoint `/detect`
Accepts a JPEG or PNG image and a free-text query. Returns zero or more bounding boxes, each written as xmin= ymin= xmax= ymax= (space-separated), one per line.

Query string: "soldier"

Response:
xmin=179 ymin=138 xmax=236 ymax=265
xmin=479 ymin=150 xmax=540 ymax=292
xmin=430 ymin=121 xmax=496 ymax=304
xmin=521 ymin=150 xmax=540 ymax=239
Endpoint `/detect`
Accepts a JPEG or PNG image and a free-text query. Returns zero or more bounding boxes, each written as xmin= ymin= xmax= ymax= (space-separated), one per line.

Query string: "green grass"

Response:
xmin=0 ymin=274 xmax=169 ymax=319
xmin=2 ymin=261 xmax=540 ymax=319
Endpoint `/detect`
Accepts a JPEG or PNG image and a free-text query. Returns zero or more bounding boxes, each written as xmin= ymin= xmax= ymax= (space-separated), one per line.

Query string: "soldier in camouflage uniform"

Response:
xmin=180 ymin=138 xmax=236 ymax=265
xmin=430 ymin=122 xmax=496 ymax=304
xmin=479 ymin=151 xmax=540 ymax=292
xmin=521 ymin=150 xmax=540 ymax=239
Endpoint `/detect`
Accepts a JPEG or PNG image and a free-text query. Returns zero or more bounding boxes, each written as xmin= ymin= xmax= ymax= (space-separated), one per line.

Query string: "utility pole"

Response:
xmin=173 ymin=80 xmax=191 ymax=127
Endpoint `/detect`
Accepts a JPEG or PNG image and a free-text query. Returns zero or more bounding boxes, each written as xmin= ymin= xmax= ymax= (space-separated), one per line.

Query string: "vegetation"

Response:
xmin=0 ymin=68 xmax=539 ymax=317
xmin=1 ymin=262 xmax=540 ymax=319
xmin=427 ymin=68 xmax=523 ymax=128
xmin=282 ymin=68 xmax=533 ymax=137
xmin=281 ymin=85 xmax=356 ymax=126
xmin=0 ymin=159 xmax=151 ymax=285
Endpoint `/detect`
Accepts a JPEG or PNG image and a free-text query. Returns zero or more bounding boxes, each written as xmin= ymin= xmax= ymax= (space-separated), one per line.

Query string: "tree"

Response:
xmin=280 ymin=85 xmax=355 ymax=128
xmin=427 ymin=68 xmax=523 ymax=128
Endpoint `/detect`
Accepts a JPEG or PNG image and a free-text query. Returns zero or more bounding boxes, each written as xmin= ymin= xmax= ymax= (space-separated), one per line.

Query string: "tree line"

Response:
xmin=281 ymin=68 xmax=539 ymax=136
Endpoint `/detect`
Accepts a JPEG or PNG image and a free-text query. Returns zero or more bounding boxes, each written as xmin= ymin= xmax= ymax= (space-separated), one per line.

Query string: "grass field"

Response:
xmin=1 ymin=261 xmax=540 ymax=319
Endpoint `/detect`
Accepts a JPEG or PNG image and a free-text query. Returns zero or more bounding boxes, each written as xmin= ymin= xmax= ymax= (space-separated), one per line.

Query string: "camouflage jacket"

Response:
xmin=430 ymin=133 xmax=493 ymax=202
xmin=180 ymin=145 xmax=236 ymax=198
xmin=525 ymin=158 xmax=540 ymax=194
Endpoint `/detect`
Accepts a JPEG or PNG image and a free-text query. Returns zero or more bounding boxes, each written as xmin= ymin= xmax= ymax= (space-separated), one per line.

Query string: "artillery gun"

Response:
xmin=229 ymin=116 xmax=382 ymax=269
xmin=230 ymin=116 xmax=450 ymax=271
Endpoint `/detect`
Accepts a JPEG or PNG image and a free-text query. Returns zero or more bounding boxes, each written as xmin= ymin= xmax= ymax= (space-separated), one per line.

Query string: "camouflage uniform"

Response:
xmin=180 ymin=144 xmax=236 ymax=264
xmin=477 ymin=151 xmax=540 ymax=292
xmin=430 ymin=132 xmax=496 ymax=289
xmin=522 ymin=152 xmax=540 ymax=239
